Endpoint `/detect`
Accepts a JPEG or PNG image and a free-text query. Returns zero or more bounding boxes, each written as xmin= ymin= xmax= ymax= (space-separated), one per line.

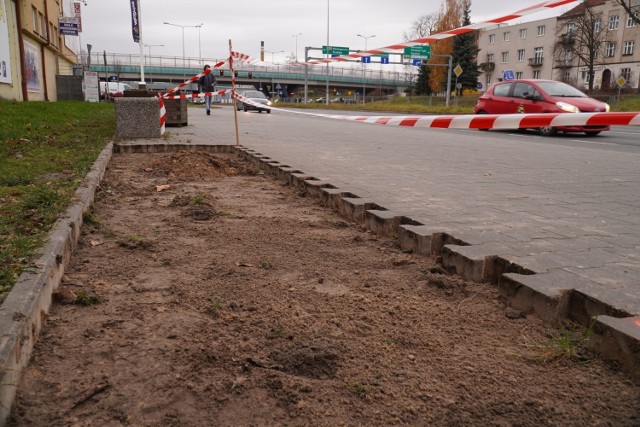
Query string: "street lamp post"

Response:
xmin=265 ymin=50 xmax=284 ymax=63
xmin=163 ymin=21 xmax=201 ymax=80
xmin=357 ymin=33 xmax=375 ymax=105
xmin=196 ymin=23 xmax=203 ymax=66
xmin=326 ymin=0 xmax=330 ymax=105
xmin=144 ymin=44 xmax=164 ymax=84
xmin=292 ymin=32 xmax=302 ymax=62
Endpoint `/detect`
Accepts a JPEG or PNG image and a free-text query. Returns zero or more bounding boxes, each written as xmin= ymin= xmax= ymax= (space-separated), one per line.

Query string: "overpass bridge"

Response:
xmin=84 ymin=52 xmax=413 ymax=98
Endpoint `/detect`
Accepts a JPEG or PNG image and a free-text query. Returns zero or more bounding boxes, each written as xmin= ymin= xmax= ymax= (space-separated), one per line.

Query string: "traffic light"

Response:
xmin=248 ymin=72 xmax=253 ymax=79
xmin=219 ymin=69 xmax=224 ymax=76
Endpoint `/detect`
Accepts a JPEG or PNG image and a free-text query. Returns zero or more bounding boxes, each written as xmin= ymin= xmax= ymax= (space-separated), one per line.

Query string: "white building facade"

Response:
xmin=477 ymin=18 xmax=557 ymax=90
xmin=556 ymin=0 xmax=640 ymax=91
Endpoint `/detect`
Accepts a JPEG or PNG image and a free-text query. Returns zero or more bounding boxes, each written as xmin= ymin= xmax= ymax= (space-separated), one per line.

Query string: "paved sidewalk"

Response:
xmin=170 ymin=106 xmax=640 ymax=321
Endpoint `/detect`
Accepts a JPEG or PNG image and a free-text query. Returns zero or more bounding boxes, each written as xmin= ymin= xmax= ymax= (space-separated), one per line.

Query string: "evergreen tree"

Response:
xmin=415 ymin=65 xmax=432 ymax=95
xmin=451 ymin=0 xmax=479 ymax=95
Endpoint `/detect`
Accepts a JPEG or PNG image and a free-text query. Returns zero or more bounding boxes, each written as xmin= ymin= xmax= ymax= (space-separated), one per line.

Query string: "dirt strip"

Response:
xmin=9 ymin=151 xmax=639 ymax=426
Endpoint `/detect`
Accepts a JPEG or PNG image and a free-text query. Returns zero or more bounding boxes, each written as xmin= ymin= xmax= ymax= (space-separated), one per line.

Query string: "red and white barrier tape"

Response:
xmin=164 ymin=89 xmax=232 ymax=100
xmin=233 ymin=92 xmax=640 ymax=130
xmin=303 ymin=0 xmax=578 ymax=65
xmin=162 ymin=60 xmax=227 ymax=98
xmin=158 ymin=96 xmax=166 ymax=135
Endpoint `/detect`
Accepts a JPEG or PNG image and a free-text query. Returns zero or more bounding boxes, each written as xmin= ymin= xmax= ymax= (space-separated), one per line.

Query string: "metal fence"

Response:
xmin=81 ymin=52 xmax=414 ymax=85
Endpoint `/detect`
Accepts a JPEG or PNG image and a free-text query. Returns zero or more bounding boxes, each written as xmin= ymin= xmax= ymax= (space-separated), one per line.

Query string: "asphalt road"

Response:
xmin=176 ymin=106 xmax=640 ymax=316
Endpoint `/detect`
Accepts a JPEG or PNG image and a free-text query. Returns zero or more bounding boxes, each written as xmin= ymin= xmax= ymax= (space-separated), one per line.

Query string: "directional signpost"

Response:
xmin=322 ymin=45 xmax=350 ymax=56
xmin=404 ymin=45 xmax=431 ymax=60
xmin=362 ymin=56 xmax=371 ymax=63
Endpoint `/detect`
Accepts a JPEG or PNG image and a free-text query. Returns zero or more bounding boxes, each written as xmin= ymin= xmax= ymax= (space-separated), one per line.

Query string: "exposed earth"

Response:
xmin=9 ymin=150 xmax=639 ymax=426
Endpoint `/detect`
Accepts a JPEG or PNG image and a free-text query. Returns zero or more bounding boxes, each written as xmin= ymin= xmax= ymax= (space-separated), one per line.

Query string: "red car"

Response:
xmin=473 ymin=79 xmax=610 ymax=136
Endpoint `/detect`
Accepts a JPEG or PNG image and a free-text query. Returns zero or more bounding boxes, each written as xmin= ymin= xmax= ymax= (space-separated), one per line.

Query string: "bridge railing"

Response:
xmin=82 ymin=52 xmax=414 ymax=85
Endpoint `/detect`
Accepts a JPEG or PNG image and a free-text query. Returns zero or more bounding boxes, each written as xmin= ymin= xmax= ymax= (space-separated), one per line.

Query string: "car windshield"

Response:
xmin=536 ymin=81 xmax=587 ymax=98
xmin=244 ymin=91 xmax=266 ymax=98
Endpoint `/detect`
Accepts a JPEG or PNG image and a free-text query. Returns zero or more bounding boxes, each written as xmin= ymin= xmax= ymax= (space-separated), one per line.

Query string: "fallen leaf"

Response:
xmin=144 ymin=168 xmax=153 ymax=172
xmin=235 ymin=262 xmax=254 ymax=267
xmin=156 ymin=184 xmax=171 ymax=192
xmin=90 ymin=240 xmax=103 ymax=247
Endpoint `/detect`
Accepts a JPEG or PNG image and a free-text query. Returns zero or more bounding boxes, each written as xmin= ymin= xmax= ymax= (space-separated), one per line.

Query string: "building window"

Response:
xmin=519 ymin=28 xmax=527 ymax=39
xmin=32 ymin=7 xmax=38 ymax=34
xmin=517 ymin=49 xmax=525 ymax=62
xmin=533 ymin=70 xmax=541 ymax=79
xmin=562 ymin=70 xmax=571 ymax=81
xmin=537 ymin=25 xmax=545 ymax=36
xmin=608 ymin=15 xmax=619 ymax=30
xmin=582 ymin=70 xmax=591 ymax=83
xmin=605 ymin=42 xmax=616 ymax=57
xmin=620 ymin=68 xmax=631 ymax=81
xmin=566 ymin=23 xmax=575 ymax=34
xmin=534 ymin=47 xmax=543 ymax=60
xmin=503 ymin=31 xmax=510 ymax=41
xmin=623 ymin=40 xmax=635 ymax=55
xmin=627 ymin=13 xmax=638 ymax=27
xmin=487 ymin=53 xmax=494 ymax=63
xmin=593 ymin=18 xmax=601 ymax=33
xmin=516 ymin=71 xmax=524 ymax=79
xmin=39 ymin=13 xmax=47 ymax=38
xmin=489 ymin=34 xmax=495 ymax=44
xmin=501 ymin=51 xmax=509 ymax=63
xmin=486 ymin=73 xmax=492 ymax=85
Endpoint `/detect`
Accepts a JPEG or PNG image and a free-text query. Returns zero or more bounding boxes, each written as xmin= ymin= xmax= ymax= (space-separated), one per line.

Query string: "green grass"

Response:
xmin=616 ymin=95 xmax=640 ymax=112
xmin=277 ymin=95 xmax=477 ymax=115
xmin=0 ymin=100 xmax=115 ymax=301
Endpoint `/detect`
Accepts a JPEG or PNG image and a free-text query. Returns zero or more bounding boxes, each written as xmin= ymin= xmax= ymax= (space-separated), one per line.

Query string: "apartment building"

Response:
xmin=477 ymin=18 xmax=557 ymax=90
xmin=556 ymin=0 xmax=640 ymax=90
xmin=0 ymin=0 xmax=78 ymax=101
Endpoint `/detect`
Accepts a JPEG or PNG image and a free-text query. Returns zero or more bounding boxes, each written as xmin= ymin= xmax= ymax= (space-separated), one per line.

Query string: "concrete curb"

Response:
xmin=0 ymin=141 xmax=637 ymax=424
xmin=0 ymin=143 xmax=113 ymax=424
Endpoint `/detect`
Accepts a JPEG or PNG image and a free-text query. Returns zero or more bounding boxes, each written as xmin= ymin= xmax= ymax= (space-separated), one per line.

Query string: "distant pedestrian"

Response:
xmin=198 ymin=64 xmax=217 ymax=115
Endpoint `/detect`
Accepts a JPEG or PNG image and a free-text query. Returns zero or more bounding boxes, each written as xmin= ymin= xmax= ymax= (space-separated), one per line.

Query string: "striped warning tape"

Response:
xmin=164 ymin=89 xmax=232 ymax=100
xmin=162 ymin=60 xmax=227 ymax=99
xmin=303 ymin=0 xmax=578 ymax=65
xmin=158 ymin=95 xmax=166 ymax=135
xmin=233 ymin=92 xmax=640 ymax=130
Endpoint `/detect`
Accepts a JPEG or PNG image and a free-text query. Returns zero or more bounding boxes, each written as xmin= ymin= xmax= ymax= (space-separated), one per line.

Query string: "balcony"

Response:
xmin=560 ymin=33 xmax=575 ymax=45
xmin=479 ymin=62 xmax=495 ymax=71
xmin=528 ymin=57 xmax=544 ymax=67
xmin=555 ymin=60 xmax=573 ymax=68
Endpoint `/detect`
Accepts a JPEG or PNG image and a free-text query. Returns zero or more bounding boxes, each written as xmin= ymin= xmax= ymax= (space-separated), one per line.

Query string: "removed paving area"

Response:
xmin=10 ymin=150 xmax=639 ymax=425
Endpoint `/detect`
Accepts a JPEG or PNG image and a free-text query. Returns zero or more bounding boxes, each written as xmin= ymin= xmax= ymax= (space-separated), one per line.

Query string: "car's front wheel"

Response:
xmin=243 ymin=105 xmax=248 ymax=112
xmin=538 ymin=126 xmax=557 ymax=137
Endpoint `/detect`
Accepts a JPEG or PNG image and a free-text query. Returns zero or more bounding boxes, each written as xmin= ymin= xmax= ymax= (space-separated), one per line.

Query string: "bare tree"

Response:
xmin=554 ymin=1 xmax=613 ymax=91
xmin=613 ymin=0 xmax=640 ymax=26
xmin=403 ymin=13 xmax=438 ymax=41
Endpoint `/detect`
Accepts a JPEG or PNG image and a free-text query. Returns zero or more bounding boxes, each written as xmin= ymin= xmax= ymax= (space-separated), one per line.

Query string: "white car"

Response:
xmin=237 ymin=90 xmax=272 ymax=113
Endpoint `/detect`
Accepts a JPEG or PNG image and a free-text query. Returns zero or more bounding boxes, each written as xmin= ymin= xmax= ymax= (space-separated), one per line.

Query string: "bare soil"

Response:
xmin=9 ymin=151 xmax=639 ymax=426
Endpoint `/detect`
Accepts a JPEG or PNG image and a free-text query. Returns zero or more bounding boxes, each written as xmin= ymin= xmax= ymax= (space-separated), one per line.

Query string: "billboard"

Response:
xmin=0 ymin=0 xmax=12 ymax=84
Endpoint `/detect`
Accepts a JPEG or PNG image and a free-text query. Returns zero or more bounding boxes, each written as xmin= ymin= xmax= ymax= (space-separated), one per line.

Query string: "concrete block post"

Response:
xmin=115 ymin=97 xmax=163 ymax=138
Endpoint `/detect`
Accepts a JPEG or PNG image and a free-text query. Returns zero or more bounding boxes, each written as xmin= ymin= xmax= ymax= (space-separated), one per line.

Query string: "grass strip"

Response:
xmin=0 ymin=100 xmax=115 ymax=301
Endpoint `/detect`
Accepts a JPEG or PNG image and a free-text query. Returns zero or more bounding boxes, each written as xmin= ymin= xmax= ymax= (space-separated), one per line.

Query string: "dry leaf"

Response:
xmin=156 ymin=184 xmax=171 ymax=192
xmin=235 ymin=262 xmax=254 ymax=267
xmin=90 ymin=240 xmax=103 ymax=247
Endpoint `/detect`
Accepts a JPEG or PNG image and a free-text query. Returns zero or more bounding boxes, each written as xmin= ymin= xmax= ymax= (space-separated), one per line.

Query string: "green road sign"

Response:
xmin=403 ymin=45 xmax=431 ymax=59
xmin=322 ymin=45 xmax=350 ymax=55
xmin=373 ymin=53 xmax=389 ymax=58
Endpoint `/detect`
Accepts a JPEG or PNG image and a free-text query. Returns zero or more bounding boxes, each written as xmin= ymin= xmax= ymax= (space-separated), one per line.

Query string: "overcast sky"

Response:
xmin=77 ymin=0 xmax=570 ymax=63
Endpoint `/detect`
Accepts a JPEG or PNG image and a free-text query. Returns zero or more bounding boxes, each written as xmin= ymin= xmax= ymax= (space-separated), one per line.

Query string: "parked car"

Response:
xmin=473 ymin=79 xmax=610 ymax=136
xmin=236 ymin=90 xmax=272 ymax=113
xmin=101 ymin=82 xmax=133 ymax=100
